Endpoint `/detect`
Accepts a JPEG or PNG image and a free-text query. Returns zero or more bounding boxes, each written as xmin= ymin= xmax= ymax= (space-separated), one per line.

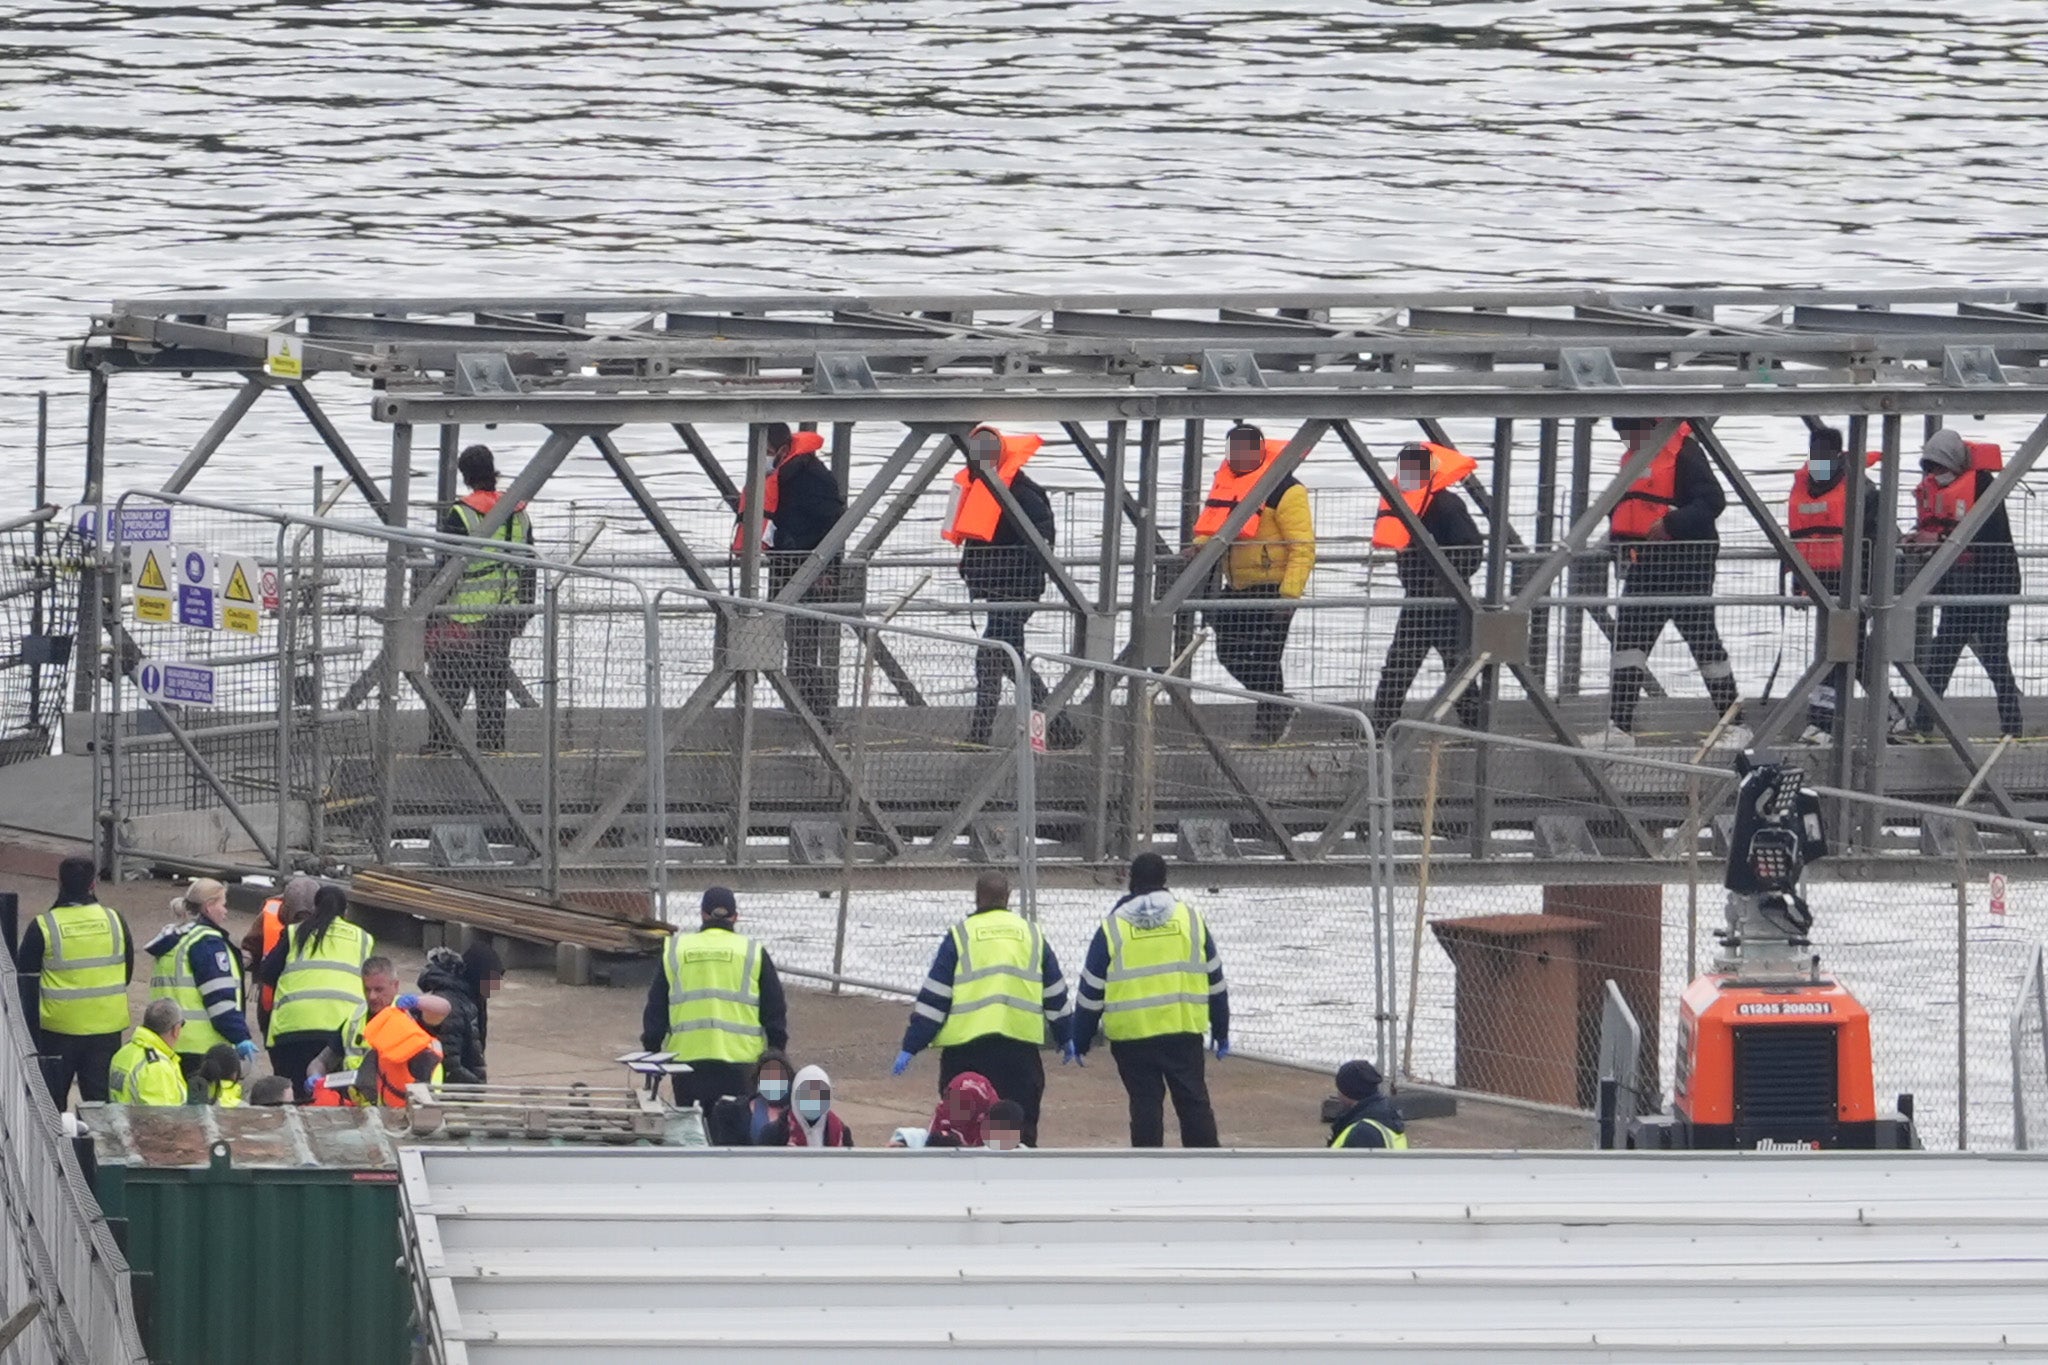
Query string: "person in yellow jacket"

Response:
xmin=1187 ymin=423 xmax=1316 ymax=743
xmin=19 ymin=856 xmax=133 ymax=1107
xmin=640 ymin=888 xmax=789 ymax=1112
xmin=109 ymin=999 xmax=189 ymax=1106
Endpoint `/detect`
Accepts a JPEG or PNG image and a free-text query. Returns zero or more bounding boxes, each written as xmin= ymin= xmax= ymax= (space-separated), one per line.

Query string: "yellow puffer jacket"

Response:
xmin=1200 ymin=479 xmax=1315 ymax=596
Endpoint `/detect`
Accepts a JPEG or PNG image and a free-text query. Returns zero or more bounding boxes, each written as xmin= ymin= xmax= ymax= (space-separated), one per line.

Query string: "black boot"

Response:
xmin=968 ymin=653 xmax=1003 ymax=747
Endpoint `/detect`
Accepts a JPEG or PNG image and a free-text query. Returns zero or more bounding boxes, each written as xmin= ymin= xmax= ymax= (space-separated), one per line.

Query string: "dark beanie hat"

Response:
xmin=1127 ymin=852 xmax=1169 ymax=894
xmin=701 ymin=886 xmax=738 ymax=921
xmin=56 ymin=855 xmax=96 ymax=904
xmin=1336 ymin=1059 xmax=1383 ymax=1100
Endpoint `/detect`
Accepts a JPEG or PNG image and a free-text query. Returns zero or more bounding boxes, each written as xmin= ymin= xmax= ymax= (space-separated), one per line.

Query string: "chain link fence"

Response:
xmin=2011 ymin=945 xmax=2048 ymax=1150
xmin=0 ymin=507 xmax=78 ymax=767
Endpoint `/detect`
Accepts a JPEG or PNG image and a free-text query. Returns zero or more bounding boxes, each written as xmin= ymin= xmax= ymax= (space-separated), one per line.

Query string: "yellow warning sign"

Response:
xmin=224 ymin=562 xmax=254 ymax=603
xmin=137 ymin=549 xmax=167 ymax=592
xmin=137 ymin=596 xmax=171 ymax=623
xmin=221 ymin=555 xmax=261 ymax=635
xmin=265 ymin=332 xmax=303 ymax=380
xmin=132 ymin=544 xmax=174 ymax=625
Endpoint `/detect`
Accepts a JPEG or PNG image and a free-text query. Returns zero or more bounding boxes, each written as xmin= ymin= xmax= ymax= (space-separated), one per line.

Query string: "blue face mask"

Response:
xmin=758 ymin=1079 xmax=790 ymax=1104
xmin=796 ymin=1097 xmax=828 ymax=1123
xmin=1809 ymin=458 xmax=1835 ymax=485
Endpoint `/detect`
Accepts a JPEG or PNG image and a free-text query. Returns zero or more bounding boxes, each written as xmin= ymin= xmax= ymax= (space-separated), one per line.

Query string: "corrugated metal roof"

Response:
xmin=84 ymin=1102 xmax=403 ymax=1170
xmin=399 ymin=1149 xmax=2048 ymax=1362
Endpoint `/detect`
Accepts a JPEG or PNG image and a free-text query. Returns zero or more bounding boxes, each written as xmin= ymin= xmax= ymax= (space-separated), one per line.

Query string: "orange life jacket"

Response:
xmin=1373 ymin=444 xmax=1479 ymax=549
xmin=362 ymin=1005 xmax=444 ymax=1108
xmin=941 ymin=427 xmax=1043 ymax=546
xmin=257 ymin=900 xmax=284 ymax=1014
xmin=458 ymin=489 xmax=528 ymax=519
xmin=1787 ymin=451 xmax=1883 ymax=574
xmin=1609 ymin=425 xmax=1691 ymax=541
xmin=731 ymin=431 xmax=826 ymax=553
xmin=1914 ymin=441 xmax=2002 ymax=542
xmin=1194 ymin=440 xmax=1287 ymax=540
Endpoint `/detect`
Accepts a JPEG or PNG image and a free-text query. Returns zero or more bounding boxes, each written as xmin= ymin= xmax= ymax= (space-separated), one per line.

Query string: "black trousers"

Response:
xmin=671 ymin=1059 xmax=754 ymax=1112
xmin=1110 ymin=1033 xmax=1219 ymax=1149
xmin=769 ymin=555 xmax=844 ymax=725
xmin=268 ymin=1031 xmax=340 ymax=1093
xmin=40 ymin=1030 xmax=121 ymax=1108
xmin=1918 ymin=604 xmax=2024 ymax=737
xmin=1207 ymin=585 xmax=1294 ymax=697
xmin=428 ymin=628 xmax=515 ymax=751
xmin=1372 ymin=602 xmax=1481 ymax=731
xmin=969 ymin=601 xmax=1070 ymax=746
xmin=939 ymin=1035 xmax=1047 ymax=1148
xmin=1608 ymin=563 xmax=1738 ymax=732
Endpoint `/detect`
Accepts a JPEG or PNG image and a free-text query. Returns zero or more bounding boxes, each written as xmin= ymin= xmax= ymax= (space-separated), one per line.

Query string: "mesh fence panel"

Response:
xmin=2011 ymin=946 xmax=2048 ymax=1150
xmin=0 ymin=508 xmax=77 ymax=765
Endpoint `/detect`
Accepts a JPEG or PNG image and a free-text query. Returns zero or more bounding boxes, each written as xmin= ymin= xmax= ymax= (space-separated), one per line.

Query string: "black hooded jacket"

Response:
xmin=418 ymin=951 xmax=487 ymax=1085
xmin=1329 ymin=1092 xmax=1406 ymax=1148
xmin=959 ymin=471 xmax=1057 ymax=603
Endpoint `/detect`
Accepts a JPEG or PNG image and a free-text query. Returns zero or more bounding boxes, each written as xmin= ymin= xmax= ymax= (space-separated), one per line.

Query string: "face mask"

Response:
xmin=758 ymin=1080 xmax=790 ymax=1103
xmin=1809 ymin=459 xmax=1835 ymax=484
xmin=1923 ymin=464 xmax=1957 ymax=486
xmin=796 ymin=1098 xmax=828 ymax=1123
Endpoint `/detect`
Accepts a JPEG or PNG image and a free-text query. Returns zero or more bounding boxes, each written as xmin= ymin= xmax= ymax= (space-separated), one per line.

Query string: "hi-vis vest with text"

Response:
xmin=1609 ymin=425 xmax=1691 ymax=540
xmin=1374 ymin=444 xmax=1478 ymax=549
xmin=148 ymin=922 xmax=242 ymax=1057
xmin=1194 ymin=440 xmax=1285 ymax=540
xmin=1915 ymin=441 xmax=2003 ymax=542
xmin=933 ymin=909 xmax=1045 ymax=1049
xmin=450 ymin=490 xmax=533 ymax=625
xmin=34 ymin=903 xmax=129 ymax=1036
xmin=942 ymin=428 xmax=1043 ymax=546
xmin=733 ymin=431 xmax=826 ymax=552
xmin=1100 ymin=902 xmax=1211 ymax=1043
xmin=662 ymin=930 xmax=767 ymax=1064
xmin=268 ymin=920 xmax=373 ymax=1043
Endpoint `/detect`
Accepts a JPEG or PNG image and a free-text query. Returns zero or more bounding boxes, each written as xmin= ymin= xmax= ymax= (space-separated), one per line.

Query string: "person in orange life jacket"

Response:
xmin=738 ymin=423 xmax=849 ymax=725
xmin=18 ymin=855 xmax=134 ymax=1109
xmin=1909 ymin=429 xmax=2023 ymax=739
xmin=949 ymin=424 xmax=1080 ymax=750
xmin=1187 ymin=424 xmax=1316 ymax=744
xmin=425 ymin=444 xmax=537 ymax=754
xmin=361 ymin=992 xmax=451 ymax=1107
xmin=307 ymin=955 xmax=398 ymax=1106
xmin=1785 ymin=427 xmax=1886 ymax=741
xmin=1370 ymin=443 xmax=1485 ymax=733
xmin=1592 ymin=418 xmax=1742 ymax=748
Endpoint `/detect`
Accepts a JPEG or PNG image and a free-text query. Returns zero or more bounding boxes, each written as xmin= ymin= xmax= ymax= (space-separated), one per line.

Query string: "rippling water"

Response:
xmin=5 ymin=0 xmax=2048 ymax=500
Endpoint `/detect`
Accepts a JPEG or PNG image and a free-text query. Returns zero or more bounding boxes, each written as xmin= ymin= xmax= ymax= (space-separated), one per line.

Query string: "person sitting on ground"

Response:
xmin=109 ymin=999 xmax=187 ymax=1106
xmin=763 ymin=1064 xmax=854 ymax=1148
xmin=925 ymin=1071 xmax=998 ymax=1149
xmin=246 ymin=1075 xmax=294 ymax=1107
xmin=189 ymin=1043 xmax=245 ymax=1107
xmin=985 ymin=1099 xmax=1028 ymax=1151
xmin=706 ymin=1049 xmax=795 ymax=1145
xmin=1326 ymin=1059 xmax=1408 ymax=1150
xmin=417 ymin=946 xmax=489 ymax=1085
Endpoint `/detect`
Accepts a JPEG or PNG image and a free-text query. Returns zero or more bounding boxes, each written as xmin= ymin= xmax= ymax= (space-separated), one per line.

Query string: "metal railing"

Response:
xmin=2012 ymin=944 xmax=2048 ymax=1150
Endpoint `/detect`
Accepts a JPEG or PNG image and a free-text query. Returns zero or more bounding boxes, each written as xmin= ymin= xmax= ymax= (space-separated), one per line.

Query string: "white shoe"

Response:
xmin=1579 ymin=722 xmax=1636 ymax=751
xmin=1719 ymin=723 xmax=1754 ymax=749
xmin=1797 ymin=724 xmax=1832 ymax=746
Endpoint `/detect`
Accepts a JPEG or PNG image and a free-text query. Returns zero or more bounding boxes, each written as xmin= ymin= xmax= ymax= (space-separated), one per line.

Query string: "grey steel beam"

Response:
xmin=1689 ymin=422 xmax=1835 ymax=605
xmin=410 ymin=427 xmax=584 ymax=615
xmin=1510 ymin=419 xmax=1685 ymax=611
xmin=287 ymin=382 xmax=392 ymax=518
xmin=588 ymin=433 xmax=722 ymax=594
xmin=1330 ymin=421 xmax=1479 ymax=615
xmin=1061 ymin=421 xmax=1175 ymax=559
xmin=401 ymin=669 xmax=546 ymax=856
xmin=160 ymin=377 xmax=265 ymax=493
xmin=772 ymin=427 xmax=933 ymax=606
xmin=673 ymin=423 xmax=742 ymax=510
xmin=971 ymin=444 xmax=1091 ymax=615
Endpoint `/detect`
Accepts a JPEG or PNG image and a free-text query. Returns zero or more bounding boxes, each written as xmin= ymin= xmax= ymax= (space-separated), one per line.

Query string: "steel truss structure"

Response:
xmin=71 ymin=286 xmax=2048 ymax=867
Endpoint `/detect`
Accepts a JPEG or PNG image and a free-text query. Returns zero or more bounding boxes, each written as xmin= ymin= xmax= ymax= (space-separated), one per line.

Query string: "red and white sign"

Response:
xmin=1028 ymin=710 xmax=1048 ymax=754
xmin=259 ymin=567 xmax=280 ymax=611
xmin=1990 ymin=872 xmax=2009 ymax=917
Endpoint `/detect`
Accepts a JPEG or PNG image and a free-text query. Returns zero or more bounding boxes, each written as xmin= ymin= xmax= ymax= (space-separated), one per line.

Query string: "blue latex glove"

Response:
xmin=1061 ymin=1040 xmax=1083 ymax=1067
xmin=235 ymin=1040 xmax=258 ymax=1063
xmin=890 ymin=1050 xmax=914 ymax=1077
xmin=1212 ymin=1038 xmax=1231 ymax=1060
xmin=394 ymin=993 xmax=420 ymax=1011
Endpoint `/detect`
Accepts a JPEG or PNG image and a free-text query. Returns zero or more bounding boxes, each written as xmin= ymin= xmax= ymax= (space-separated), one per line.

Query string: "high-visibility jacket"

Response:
xmin=109 ymin=1026 xmax=187 ymax=1106
xmin=932 ymin=909 xmax=1046 ymax=1049
xmin=661 ymin=929 xmax=767 ymax=1064
xmin=1374 ymin=444 xmax=1479 ymax=549
xmin=1915 ymin=441 xmax=2003 ymax=542
xmin=449 ymin=490 xmax=534 ymax=625
xmin=308 ymin=1003 xmax=376 ymax=1107
xmin=1194 ymin=440 xmax=1286 ymax=540
xmin=1100 ymin=902 xmax=1211 ymax=1043
xmin=732 ymin=431 xmax=826 ymax=552
xmin=363 ymin=1005 xmax=445 ymax=1107
xmin=33 ymin=902 xmax=129 ymax=1036
xmin=1610 ymin=425 xmax=1691 ymax=540
xmin=268 ymin=920 xmax=373 ymax=1043
xmin=942 ymin=427 xmax=1043 ymax=546
xmin=1331 ymin=1117 xmax=1410 ymax=1149
xmin=148 ymin=921 xmax=243 ymax=1057
xmin=255 ymin=898 xmax=285 ymax=1014
xmin=199 ymin=1078 xmax=245 ymax=1108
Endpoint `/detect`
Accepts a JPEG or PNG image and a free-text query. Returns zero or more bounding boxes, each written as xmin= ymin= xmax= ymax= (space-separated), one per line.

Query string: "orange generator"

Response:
xmin=1629 ymin=757 xmax=1916 ymax=1151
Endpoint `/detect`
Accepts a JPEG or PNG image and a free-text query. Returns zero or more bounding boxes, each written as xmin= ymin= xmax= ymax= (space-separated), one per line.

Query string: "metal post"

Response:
xmin=1401 ymin=737 xmax=1444 ymax=1081
xmin=542 ymin=576 xmax=561 ymax=900
xmin=1861 ymin=413 xmax=1906 ymax=835
xmin=1531 ymin=417 xmax=1558 ymax=687
xmin=1088 ymin=422 xmax=1126 ymax=859
xmin=271 ymin=518 xmax=292 ymax=878
xmin=1129 ymin=421 xmax=1162 ymax=850
xmin=30 ymin=392 xmax=47 ymax=733
xmin=73 ymin=366 xmax=107 ymax=715
xmin=309 ymin=467 xmax=327 ymax=859
xmin=1957 ymin=837 xmax=1969 ymax=1150
xmin=376 ymin=424 xmax=413 ymax=861
xmin=643 ymin=595 xmax=666 ymax=919
xmin=1173 ymin=420 xmax=1203 ymax=657
xmin=1560 ymin=418 xmax=1593 ymax=697
xmin=1472 ymin=419 xmax=1513 ymax=859
xmin=1013 ymin=635 xmax=1038 ymax=919
xmin=437 ymin=424 xmax=461 ymax=511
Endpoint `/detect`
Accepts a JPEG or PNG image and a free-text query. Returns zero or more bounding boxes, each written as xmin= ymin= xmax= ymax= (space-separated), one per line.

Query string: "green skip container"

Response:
xmin=81 ymin=1104 xmax=413 ymax=1365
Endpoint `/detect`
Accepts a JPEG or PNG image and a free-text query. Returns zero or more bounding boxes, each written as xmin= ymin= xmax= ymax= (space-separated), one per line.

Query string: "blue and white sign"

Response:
xmin=175 ymin=545 xmax=217 ymax=630
xmin=69 ymin=505 xmax=173 ymax=544
xmin=134 ymin=660 xmax=217 ymax=708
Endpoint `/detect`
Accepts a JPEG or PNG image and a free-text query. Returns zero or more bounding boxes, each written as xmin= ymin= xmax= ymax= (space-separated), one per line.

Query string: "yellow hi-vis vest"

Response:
xmin=1332 ymin=1119 xmax=1409 ymax=1150
xmin=1100 ymin=902 xmax=1212 ymax=1043
xmin=148 ymin=922 xmax=242 ymax=1057
xmin=662 ymin=930 xmax=766 ymax=1064
xmin=933 ymin=909 xmax=1045 ymax=1049
xmin=268 ymin=920 xmax=373 ymax=1043
xmin=449 ymin=496 xmax=533 ymax=625
xmin=34 ymin=902 xmax=129 ymax=1036
xmin=109 ymin=1026 xmax=187 ymax=1105
xmin=205 ymin=1078 xmax=246 ymax=1108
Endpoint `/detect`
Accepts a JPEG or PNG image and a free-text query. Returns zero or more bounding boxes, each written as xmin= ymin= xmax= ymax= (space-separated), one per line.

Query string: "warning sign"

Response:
xmin=221 ymin=555 xmax=261 ymax=636
xmin=265 ymin=331 xmax=303 ymax=380
xmin=1991 ymin=871 xmax=2009 ymax=917
xmin=131 ymin=544 xmax=173 ymax=624
xmin=259 ymin=566 xmax=280 ymax=611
